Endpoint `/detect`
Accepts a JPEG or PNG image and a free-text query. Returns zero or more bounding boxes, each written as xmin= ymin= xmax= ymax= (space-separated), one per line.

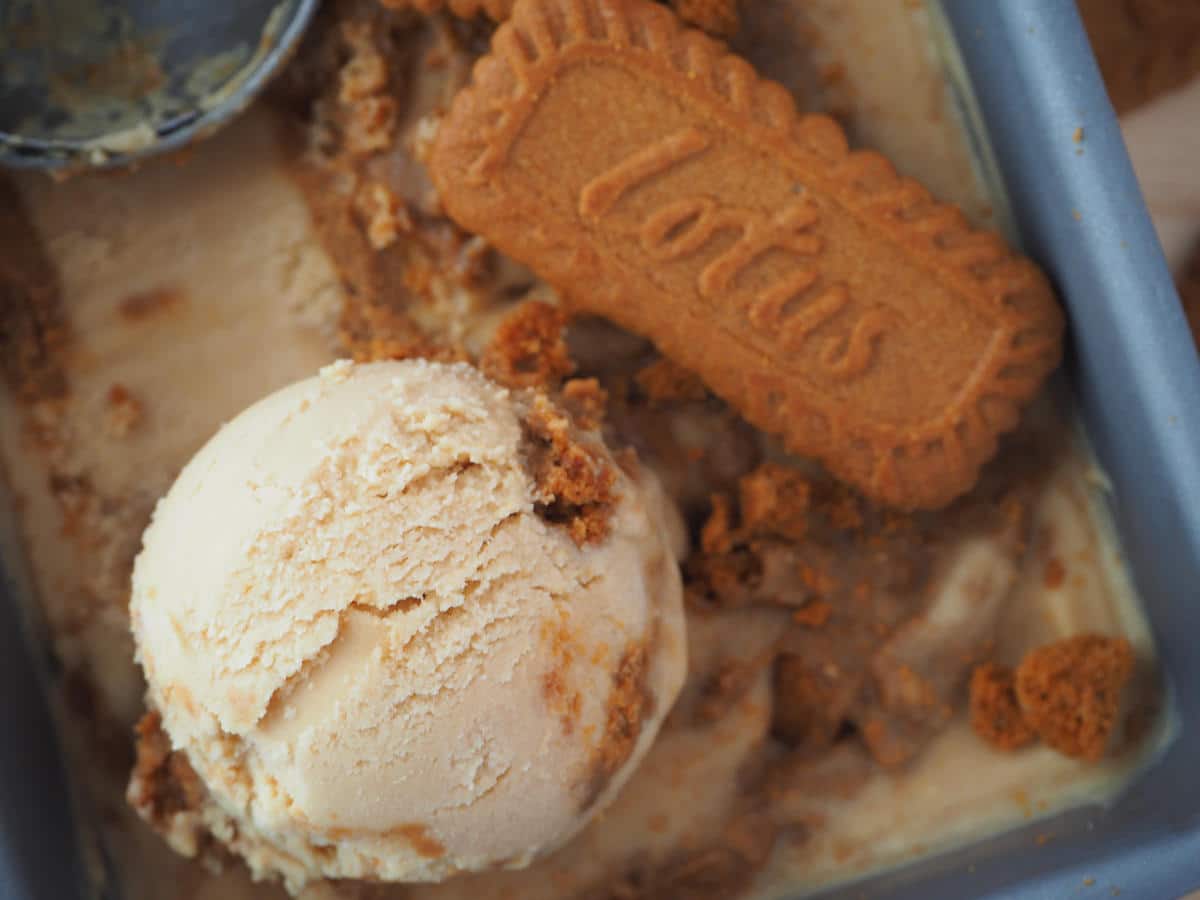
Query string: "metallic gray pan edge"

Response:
xmin=0 ymin=573 xmax=91 ymax=898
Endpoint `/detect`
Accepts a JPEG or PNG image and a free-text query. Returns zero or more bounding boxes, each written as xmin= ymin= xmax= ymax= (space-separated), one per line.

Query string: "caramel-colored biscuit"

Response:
xmin=380 ymin=0 xmax=514 ymax=19
xmin=388 ymin=0 xmax=737 ymax=36
xmin=430 ymin=0 xmax=1064 ymax=509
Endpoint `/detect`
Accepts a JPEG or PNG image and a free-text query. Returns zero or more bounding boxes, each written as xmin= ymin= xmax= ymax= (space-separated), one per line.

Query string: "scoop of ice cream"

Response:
xmin=129 ymin=359 xmax=686 ymax=892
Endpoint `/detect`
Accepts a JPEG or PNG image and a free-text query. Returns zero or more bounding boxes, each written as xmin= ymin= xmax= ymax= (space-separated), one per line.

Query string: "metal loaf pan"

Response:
xmin=0 ymin=0 xmax=1198 ymax=898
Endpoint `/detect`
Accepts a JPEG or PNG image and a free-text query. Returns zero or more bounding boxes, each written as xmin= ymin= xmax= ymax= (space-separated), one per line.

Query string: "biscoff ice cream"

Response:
xmin=128 ymin=358 xmax=687 ymax=892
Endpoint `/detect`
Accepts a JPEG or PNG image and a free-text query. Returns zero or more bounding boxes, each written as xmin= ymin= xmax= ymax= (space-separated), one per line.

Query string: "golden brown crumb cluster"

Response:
xmin=128 ymin=711 xmax=207 ymax=832
xmin=1015 ymin=634 xmax=1135 ymax=761
xmin=968 ymin=662 xmax=1037 ymax=752
xmin=340 ymin=300 xmax=467 ymax=364
xmin=337 ymin=20 xmax=399 ymax=156
xmin=687 ymin=462 xmax=915 ymax=613
xmin=685 ymin=457 xmax=1038 ymax=769
xmin=520 ymin=390 xmax=619 ymax=546
xmin=970 ymin=635 xmax=1135 ymax=761
xmin=481 ymin=300 xmax=575 ymax=389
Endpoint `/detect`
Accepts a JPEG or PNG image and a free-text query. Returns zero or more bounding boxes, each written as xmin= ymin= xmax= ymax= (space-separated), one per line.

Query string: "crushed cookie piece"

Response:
xmin=128 ymin=710 xmax=206 ymax=830
xmin=1015 ymin=635 xmax=1135 ymax=761
xmin=338 ymin=31 xmax=389 ymax=103
xmin=354 ymin=181 xmax=412 ymax=250
xmin=671 ymin=0 xmax=739 ymax=37
xmin=581 ymin=643 xmax=652 ymax=811
xmin=481 ymin=300 xmax=575 ymax=389
xmin=737 ymin=463 xmax=811 ymax=542
xmin=521 ymin=392 xmax=618 ymax=545
xmin=345 ymin=95 xmax=398 ymax=155
xmin=969 ymin=662 xmax=1037 ymax=752
xmin=635 ymin=357 xmax=708 ymax=404
xmin=560 ymin=377 xmax=608 ymax=431
xmin=104 ymin=384 xmax=144 ymax=438
xmin=339 ymin=300 xmax=466 ymax=364
xmin=686 ymin=465 xmax=865 ymax=611
xmin=338 ymin=22 xmax=398 ymax=156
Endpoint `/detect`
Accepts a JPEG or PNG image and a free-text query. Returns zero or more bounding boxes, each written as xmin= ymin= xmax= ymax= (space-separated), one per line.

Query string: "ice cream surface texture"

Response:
xmin=129 ymin=359 xmax=687 ymax=892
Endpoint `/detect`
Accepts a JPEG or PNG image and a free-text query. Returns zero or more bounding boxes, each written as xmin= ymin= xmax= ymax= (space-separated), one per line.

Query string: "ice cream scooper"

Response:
xmin=0 ymin=0 xmax=317 ymax=171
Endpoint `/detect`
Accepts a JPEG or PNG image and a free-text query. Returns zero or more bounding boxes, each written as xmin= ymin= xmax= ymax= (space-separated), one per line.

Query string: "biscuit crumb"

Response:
xmin=969 ymin=662 xmax=1037 ymax=751
xmin=671 ymin=0 xmax=739 ymax=37
xmin=560 ymin=377 xmax=609 ymax=431
xmin=521 ymin=391 xmax=618 ymax=546
xmin=128 ymin=710 xmax=206 ymax=830
xmin=635 ymin=357 xmax=708 ymax=404
xmin=338 ymin=22 xmax=398 ymax=156
xmin=481 ymin=301 xmax=575 ymax=390
xmin=339 ymin=300 xmax=466 ymax=365
xmin=354 ymin=181 xmax=412 ymax=250
xmin=737 ymin=463 xmax=812 ymax=542
xmin=1015 ymin=635 xmax=1135 ymax=761
xmin=104 ymin=384 xmax=144 ymax=438
xmin=581 ymin=643 xmax=652 ymax=810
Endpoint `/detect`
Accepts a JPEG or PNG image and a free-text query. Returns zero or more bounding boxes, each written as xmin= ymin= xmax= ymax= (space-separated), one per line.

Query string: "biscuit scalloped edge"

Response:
xmin=387 ymin=0 xmax=515 ymax=19
xmin=431 ymin=0 xmax=1065 ymax=510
